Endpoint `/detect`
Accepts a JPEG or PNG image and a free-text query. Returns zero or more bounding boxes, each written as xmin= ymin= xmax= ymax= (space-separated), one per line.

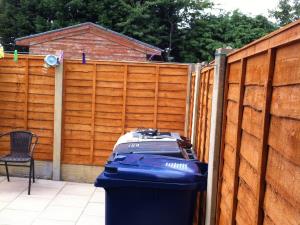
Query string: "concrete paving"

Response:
xmin=0 ymin=176 xmax=105 ymax=225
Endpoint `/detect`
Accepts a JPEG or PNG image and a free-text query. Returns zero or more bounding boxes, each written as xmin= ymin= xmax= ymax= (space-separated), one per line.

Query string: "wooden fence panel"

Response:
xmin=193 ymin=66 xmax=214 ymax=163
xmin=215 ymin=20 xmax=300 ymax=225
xmin=0 ymin=55 xmax=55 ymax=160
xmin=218 ymin=60 xmax=242 ymax=225
xmin=0 ymin=56 xmax=189 ymax=166
xmin=62 ymin=61 xmax=189 ymax=166
xmin=263 ymin=41 xmax=300 ymax=225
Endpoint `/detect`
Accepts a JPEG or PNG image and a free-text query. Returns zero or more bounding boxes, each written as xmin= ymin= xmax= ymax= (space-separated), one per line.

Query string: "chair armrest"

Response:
xmin=0 ymin=132 xmax=10 ymax=139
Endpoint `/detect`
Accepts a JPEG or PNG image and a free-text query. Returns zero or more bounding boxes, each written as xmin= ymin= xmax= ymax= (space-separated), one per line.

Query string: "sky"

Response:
xmin=213 ymin=0 xmax=280 ymax=17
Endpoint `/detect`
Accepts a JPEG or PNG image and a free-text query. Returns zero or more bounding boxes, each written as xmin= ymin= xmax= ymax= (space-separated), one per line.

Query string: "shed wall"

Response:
xmin=29 ymin=32 xmax=148 ymax=61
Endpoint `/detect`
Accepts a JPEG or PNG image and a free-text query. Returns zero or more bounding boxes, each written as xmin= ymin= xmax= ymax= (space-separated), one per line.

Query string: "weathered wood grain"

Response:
xmin=61 ymin=60 xmax=189 ymax=165
xmin=266 ymin=147 xmax=300 ymax=208
xmin=268 ymin=116 xmax=300 ymax=166
xmin=271 ymin=85 xmax=300 ymax=120
xmin=264 ymin=185 xmax=300 ymax=225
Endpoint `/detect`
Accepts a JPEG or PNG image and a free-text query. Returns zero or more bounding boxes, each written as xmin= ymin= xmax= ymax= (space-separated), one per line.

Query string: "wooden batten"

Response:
xmin=200 ymin=71 xmax=211 ymax=161
xmin=154 ymin=66 xmax=159 ymax=128
xmin=196 ymin=74 xmax=206 ymax=157
xmin=121 ymin=65 xmax=128 ymax=134
xmin=255 ymin=49 xmax=276 ymax=225
xmin=216 ymin=59 xmax=231 ymax=225
xmin=190 ymin=63 xmax=201 ymax=145
xmin=185 ymin=64 xmax=193 ymax=137
xmin=230 ymin=58 xmax=247 ymax=225
xmin=24 ymin=58 xmax=29 ymax=130
xmin=90 ymin=63 xmax=97 ymax=163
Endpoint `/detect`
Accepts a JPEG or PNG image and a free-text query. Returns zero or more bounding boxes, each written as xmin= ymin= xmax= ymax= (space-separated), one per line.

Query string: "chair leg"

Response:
xmin=28 ymin=161 xmax=32 ymax=195
xmin=4 ymin=162 xmax=10 ymax=182
xmin=32 ymin=159 xmax=35 ymax=183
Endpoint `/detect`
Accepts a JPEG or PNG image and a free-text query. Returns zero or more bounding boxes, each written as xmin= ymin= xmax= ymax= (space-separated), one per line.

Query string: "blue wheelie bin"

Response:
xmin=95 ymin=154 xmax=207 ymax=225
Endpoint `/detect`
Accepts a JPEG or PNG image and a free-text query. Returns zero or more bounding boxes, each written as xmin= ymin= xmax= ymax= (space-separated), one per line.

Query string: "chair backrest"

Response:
xmin=10 ymin=131 xmax=34 ymax=155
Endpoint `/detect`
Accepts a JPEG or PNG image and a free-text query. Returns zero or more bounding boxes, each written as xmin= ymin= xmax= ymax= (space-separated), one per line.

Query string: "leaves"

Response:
xmin=0 ymin=0 xmax=277 ymax=62
xmin=269 ymin=0 xmax=300 ymax=26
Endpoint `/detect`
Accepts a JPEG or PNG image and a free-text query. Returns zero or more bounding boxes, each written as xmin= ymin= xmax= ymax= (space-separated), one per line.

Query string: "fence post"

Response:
xmin=53 ymin=62 xmax=64 ymax=181
xmin=184 ymin=64 xmax=193 ymax=137
xmin=205 ymin=48 xmax=232 ymax=225
xmin=190 ymin=63 xmax=201 ymax=145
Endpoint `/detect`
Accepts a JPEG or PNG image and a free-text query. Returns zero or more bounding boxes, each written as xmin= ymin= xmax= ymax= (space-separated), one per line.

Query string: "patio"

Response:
xmin=0 ymin=176 xmax=105 ymax=225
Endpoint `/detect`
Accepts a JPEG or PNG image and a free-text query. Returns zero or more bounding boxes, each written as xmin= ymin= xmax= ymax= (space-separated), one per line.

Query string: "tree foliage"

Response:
xmin=179 ymin=11 xmax=276 ymax=62
xmin=0 ymin=0 xmax=276 ymax=62
xmin=270 ymin=0 xmax=300 ymax=26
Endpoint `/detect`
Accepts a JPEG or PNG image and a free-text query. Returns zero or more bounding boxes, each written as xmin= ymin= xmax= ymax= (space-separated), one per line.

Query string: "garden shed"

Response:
xmin=15 ymin=22 xmax=162 ymax=62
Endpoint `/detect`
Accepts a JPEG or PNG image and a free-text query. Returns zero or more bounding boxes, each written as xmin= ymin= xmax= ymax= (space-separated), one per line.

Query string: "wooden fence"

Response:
xmin=1 ymin=20 xmax=299 ymax=225
xmin=0 ymin=56 xmax=190 ymax=166
xmin=0 ymin=55 xmax=55 ymax=161
xmin=194 ymin=65 xmax=214 ymax=163
xmin=62 ymin=60 xmax=190 ymax=165
xmin=188 ymin=20 xmax=300 ymax=225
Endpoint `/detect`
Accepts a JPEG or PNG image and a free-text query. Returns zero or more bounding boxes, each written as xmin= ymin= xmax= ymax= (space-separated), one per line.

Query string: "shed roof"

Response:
xmin=16 ymin=22 xmax=162 ymax=54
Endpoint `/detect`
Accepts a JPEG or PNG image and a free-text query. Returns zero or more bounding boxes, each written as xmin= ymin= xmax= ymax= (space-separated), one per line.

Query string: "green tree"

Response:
xmin=270 ymin=0 xmax=300 ymax=26
xmin=0 ymin=0 xmax=277 ymax=62
xmin=113 ymin=0 xmax=212 ymax=61
xmin=179 ymin=11 xmax=276 ymax=62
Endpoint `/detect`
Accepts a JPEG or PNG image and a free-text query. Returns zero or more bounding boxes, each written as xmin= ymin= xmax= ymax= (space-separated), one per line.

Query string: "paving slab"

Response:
xmin=60 ymin=183 xmax=96 ymax=196
xmin=76 ymin=215 xmax=105 ymax=225
xmin=82 ymin=203 xmax=105 ymax=217
xmin=90 ymin=189 xmax=105 ymax=203
xmin=0 ymin=209 xmax=39 ymax=225
xmin=0 ymin=176 xmax=5 ymax=182
xmin=0 ymin=178 xmax=28 ymax=192
xmin=0 ymin=191 xmax=23 ymax=202
xmin=7 ymin=196 xmax=51 ymax=211
xmin=32 ymin=219 xmax=75 ymax=225
xmin=0 ymin=177 xmax=105 ymax=225
xmin=38 ymin=205 xmax=84 ymax=222
xmin=32 ymin=179 xmax=66 ymax=189
xmin=50 ymin=194 xmax=90 ymax=208
xmin=0 ymin=201 xmax=8 ymax=211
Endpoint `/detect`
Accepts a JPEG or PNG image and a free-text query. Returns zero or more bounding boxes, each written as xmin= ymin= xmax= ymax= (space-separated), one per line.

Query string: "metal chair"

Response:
xmin=0 ymin=131 xmax=38 ymax=195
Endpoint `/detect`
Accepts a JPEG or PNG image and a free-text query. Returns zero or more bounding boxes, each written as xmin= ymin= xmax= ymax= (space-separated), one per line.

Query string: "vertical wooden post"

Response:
xmin=121 ymin=65 xmax=128 ymax=134
xmin=191 ymin=63 xmax=201 ymax=145
xmin=184 ymin=64 xmax=193 ymax=136
xmin=53 ymin=62 xmax=64 ymax=181
xmin=216 ymin=60 xmax=231 ymax=225
xmin=24 ymin=58 xmax=29 ymax=130
xmin=154 ymin=66 xmax=159 ymax=128
xmin=200 ymin=71 xmax=211 ymax=162
xmin=90 ymin=63 xmax=97 ymax=164
xmin=230 ymin=58 xmax=247 ymax=225
xmin=205 ymin=48 xmax=232 ymax=225
xmin=255 ymin=49 xmax=275 ymax=225
xmin=196 ymin=75 xmax=205 ymax=157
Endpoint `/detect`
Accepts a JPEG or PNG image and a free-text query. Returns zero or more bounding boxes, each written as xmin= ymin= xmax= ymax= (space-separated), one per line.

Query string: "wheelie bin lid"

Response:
xmin=95 ymin=154 xmax=207 ymax=191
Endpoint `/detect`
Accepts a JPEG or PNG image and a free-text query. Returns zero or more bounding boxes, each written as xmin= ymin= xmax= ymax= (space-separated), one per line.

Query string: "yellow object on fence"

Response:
xmin=0 ymin=46 xmax=4 ymax=58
